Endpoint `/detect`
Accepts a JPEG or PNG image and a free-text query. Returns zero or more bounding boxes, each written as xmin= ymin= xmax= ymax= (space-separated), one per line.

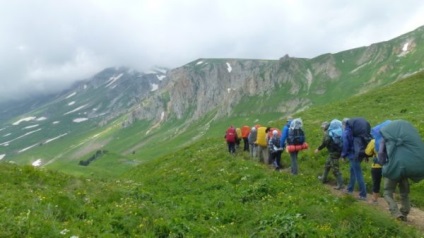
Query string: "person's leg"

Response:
xmin=383 ymin=178 xmax=402 ymax=218
xmin=351 ymin=159 xmax=367 ymax=198
xmin=231 ymin=142 xmax=236 ymax=154
xmin=249 ymin=143 xmax=254 ymax=157
xmin=398 ymin=178 xmax=410 ymax=219
xmin=258 ymin=146 xmax=264 ymax=163
xmin=346 ymin=160 xmax=355 ymax=193
xmin=319 ymin=157 xmax=331 ymax=183
xmin=332 ymin=158 xmax=344 ymax=189
xmin=290 ymin=152 xmax=298 ymax=175
xmin=371 ymin=168 xmax=382 ymax=203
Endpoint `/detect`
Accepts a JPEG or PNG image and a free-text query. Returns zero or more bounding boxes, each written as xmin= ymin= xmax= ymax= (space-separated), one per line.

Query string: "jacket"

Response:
xmin=365 ymin=139 xmax=382 ymax=169
xmin=280 ymin=121 xmax=291 ymax=148
xmin=317 ymin=133 xmax=341 ymax=159
xmin=248 ymin=130 xmax=257 ymax=144
xmin=268 ymin=135 xmax=281 ymax=153
xmin=341 ymin=126 xmax=354 ymax=159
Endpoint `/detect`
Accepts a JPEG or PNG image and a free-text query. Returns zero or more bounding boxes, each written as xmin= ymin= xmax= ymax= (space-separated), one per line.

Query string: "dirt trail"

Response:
xmin=327 ymin=184 xmax=424 ymax=232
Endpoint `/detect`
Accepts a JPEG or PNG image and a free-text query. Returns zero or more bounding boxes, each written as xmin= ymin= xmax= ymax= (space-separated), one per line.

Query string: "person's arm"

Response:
xmin=316 ymin=135 xmax=328 ymax=152
xmin=341 ymin=129 xmax=350 ymax=158
xmin=378 ymin=139 xmax=388 ymax=165
xmin=365 ymin=139 xmax=375 ymax=157
xmin=280 ymin=126 xmax=288 ymax=148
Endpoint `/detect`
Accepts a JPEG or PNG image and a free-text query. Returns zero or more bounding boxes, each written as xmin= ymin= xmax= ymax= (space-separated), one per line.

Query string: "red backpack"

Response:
xmin=226 ymin=127 xmax=236 ymax=143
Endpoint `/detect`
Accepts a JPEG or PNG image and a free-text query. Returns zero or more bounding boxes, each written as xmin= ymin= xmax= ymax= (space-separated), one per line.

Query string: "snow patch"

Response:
xmin=23 ymin=124 xmax=39 ymax=130
xmin=32 ymin=159 xmax=42 ymax=167
xmin=105 ymin=73 xmax=124 ymax=88
xmin=18 ymin=143 xmax=39 ymax=153
xmin=398 ymin=42 xmax=411 ymax=57
xmin=3 ymin=133 xmax=11 ymax=137
xmin=68 ymin=101 xmax=75 ymax=106
xmin=66 ymin=92 xmax=77 ymax=99
xmin=0 ymin=128 xmax=42 ymax=146
xmin=36 ymin=117 xmax=47 ymax=121
xmin=196 ymin=61 xmax=203 ymax=65
xmin=402 ymin=42 xmax=409 ymax=52
xmin=350 ymin=61 xmax=371 ymax=74
xmin=84 ymin=84 xmax=88 ymax=89
xmin=52 ymin=121 xmax=60 ymax=124
xmin=226 ymin=62 xmax=232 ymax=73
xmin=151 ymin=83 xmax=159 ymax=91
xmin=0 ymin=154 xmax=5 ymax=160
xmin=64 ymin=104 xmax=87 ymax=115
xmin=160 ymin=111 xmax=165 ymax=121
xmin=73 ymin=118 xmax=88 ymax=123
xmin=156 ymin=75 xmax=166 ymax=80
xmin=13 ymin=117 xmax=36 ymax=125
xmin=45 ymin=133 xmax=68 ymax=144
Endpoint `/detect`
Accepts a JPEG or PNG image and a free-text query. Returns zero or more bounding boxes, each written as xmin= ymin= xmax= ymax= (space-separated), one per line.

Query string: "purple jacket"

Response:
xmin=341 ymin=126 xmax=354 ymax=159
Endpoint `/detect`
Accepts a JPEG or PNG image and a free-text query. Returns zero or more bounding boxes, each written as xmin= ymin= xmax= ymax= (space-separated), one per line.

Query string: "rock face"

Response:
xmin=2 ymin=26 xmax=423 ymax=131
xmin=129 ymin=26 xmax=424 ymax=126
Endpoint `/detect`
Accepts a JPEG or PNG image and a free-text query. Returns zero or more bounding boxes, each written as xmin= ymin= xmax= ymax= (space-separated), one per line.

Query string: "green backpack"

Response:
xmin=380 ymin=120 xmax=424 ymax=182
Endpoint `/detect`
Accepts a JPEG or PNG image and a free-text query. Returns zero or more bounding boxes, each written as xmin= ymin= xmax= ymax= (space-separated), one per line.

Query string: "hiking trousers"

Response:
xmin=383 ymin=177 xmax=410 ymax=218
xmin=249 ymin=144 xmax=257 ymax=158
xmin=371 ymin=167 xmax=382 ymax=194
xmin=243 ymin=138 xmax=249 ymax=151
xmin=289 ymin=152 xmax=298 ymax=175
xmin=257 ymin=145 xmax=268 ymax=163
xmin=227 ymin=142 xmax=236 ymax=154
xmin=347 ymin=158 xmax=367 ymax=198
xmin=322 ymin=157 xmax=343 ymax=186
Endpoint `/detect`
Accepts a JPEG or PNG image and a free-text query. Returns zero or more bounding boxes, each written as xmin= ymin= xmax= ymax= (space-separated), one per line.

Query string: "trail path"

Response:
xmin=326 ymin=184 xmax=424 ymax=232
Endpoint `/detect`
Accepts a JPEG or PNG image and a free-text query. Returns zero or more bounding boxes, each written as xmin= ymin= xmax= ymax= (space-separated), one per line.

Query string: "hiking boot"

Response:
xmin=317 ymin=176 xmax=328 ymax=183
xmin=396 ymin=215 xmax=407 ymax=222
xmin=333 ymin=185 xmax=345 ymax=190
xmin=357 ymin=196 xmax=366 ymax=201
xmin=343 ymin=189 xmax=353 ymax=195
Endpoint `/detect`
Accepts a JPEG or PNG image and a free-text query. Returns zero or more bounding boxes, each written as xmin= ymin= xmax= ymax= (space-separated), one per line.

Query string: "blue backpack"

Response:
xmin=287 ymin=118 xmax=305 ymax=145
xmin=371 ymin=120 xmax=392 ymax=153
xmin=328 ymin=119 xmax=343 ymax=151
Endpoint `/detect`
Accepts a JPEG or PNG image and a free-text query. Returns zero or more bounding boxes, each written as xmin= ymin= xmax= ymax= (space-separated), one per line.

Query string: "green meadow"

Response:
xmin=1 ymin=72 xmax=424 ymax=236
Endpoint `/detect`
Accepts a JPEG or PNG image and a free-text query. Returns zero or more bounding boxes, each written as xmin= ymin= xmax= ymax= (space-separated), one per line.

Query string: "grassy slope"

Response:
xmin=1 ymin=72 xmax=424 ymax=236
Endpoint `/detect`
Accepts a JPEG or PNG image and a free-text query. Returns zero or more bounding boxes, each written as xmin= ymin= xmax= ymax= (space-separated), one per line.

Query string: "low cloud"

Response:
xmin=0 ymin=0 xmax=423 ymax=102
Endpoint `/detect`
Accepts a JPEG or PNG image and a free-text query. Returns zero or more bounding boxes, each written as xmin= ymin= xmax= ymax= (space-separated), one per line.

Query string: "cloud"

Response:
xmin=0 ymin=0 xmax=423 ymax=102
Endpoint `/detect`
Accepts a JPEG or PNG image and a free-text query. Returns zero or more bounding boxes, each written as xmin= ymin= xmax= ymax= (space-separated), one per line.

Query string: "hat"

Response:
xmin=321 ymin=121 xmax=329 ymax=130
xmin=286 ymin=116 xmax=293 ymax=122
xmin=251 ymin=127 xmax=256 ymax=131
xmin=272 ymin=130 xmax=278 ymax=135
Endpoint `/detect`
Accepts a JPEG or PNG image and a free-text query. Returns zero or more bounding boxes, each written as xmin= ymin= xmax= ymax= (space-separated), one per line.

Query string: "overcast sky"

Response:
xmin=1 ymin=0 xmax=423 ymax=102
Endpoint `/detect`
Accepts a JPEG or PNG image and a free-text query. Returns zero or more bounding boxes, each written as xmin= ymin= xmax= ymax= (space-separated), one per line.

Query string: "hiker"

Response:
xmin=378 ymin=137 xmax=410 ymax=221
xmin=235 ymin=127 xmax=242 ymax=149
xmin=248 ymin=126 xmax=257 ymax=158
xmin=224 ymin=126 xmax=237 ymax=154
xmin=378 ymin=120 xmax=424 ymax=221
xmin=314 ymin=121 xmax=344 ymax=190
xmin=341 ymin=117 xmax=370 ymax=200
xmin=256 ymin=126 xmax=269 ymax=163
xmin=365 ymin=139 xmax=381 ymax=204
xmin=241 ymin=125 xmax=251 ymax=152
xmin=268 ymin=130 xmax=283 ymax=171
xmin=281 ymin=118 xmax=306 ymax=175
xmin=365 ymin=120 xmax=392 ymax=204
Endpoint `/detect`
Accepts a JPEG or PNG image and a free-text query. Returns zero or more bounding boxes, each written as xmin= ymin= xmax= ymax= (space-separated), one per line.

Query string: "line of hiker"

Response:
xmin=225 ymin=117 xmax=424 ymax=222
xmin=224 ymin=117 xmax=308 ymax=175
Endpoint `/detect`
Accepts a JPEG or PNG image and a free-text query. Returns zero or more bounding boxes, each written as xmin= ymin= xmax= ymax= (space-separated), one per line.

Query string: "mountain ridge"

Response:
xmin=0 ymin=25 xmax=423 ymax=167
